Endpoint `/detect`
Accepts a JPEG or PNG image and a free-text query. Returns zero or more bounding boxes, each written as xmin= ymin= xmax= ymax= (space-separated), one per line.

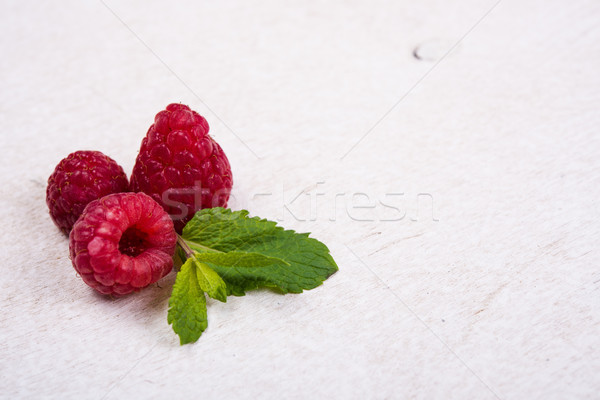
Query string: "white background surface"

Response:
xmin=1 ymin=0 xmax=599 ymax=399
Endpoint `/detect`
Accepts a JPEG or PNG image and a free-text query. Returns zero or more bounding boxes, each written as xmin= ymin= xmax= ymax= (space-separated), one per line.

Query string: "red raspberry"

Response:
xmin=46 ymin=150 xmax=129 ymax=234
xmin=69 ymin=192 xmax=177 ymax=296
xmin=130 ymin=103 xmax=233 ymax=232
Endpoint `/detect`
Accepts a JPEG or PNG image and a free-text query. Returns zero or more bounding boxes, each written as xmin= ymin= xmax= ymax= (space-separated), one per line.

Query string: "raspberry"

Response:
xmin=46 ymin=150 xmax=129 ymax=234
xmin=130 ymin=103 xmax=233 ymax=232
xmin=69 ymin=192 xmax=177 ymax=296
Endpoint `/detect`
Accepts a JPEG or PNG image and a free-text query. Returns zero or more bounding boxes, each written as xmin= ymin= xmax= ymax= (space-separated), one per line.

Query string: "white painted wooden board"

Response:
xmin=1 ymin=0 xmax=599 ymax=398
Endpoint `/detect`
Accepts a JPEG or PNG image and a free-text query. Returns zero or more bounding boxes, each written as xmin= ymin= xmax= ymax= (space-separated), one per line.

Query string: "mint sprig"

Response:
xmin=167 ymin=207 xmax=338 ymax=344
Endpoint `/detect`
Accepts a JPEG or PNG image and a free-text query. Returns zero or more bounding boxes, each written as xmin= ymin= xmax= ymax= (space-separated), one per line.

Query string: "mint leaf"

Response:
xmin=167 ymin=258 xmax=208 ymax=345
xmin=195 ymin=252 xmax=292 ymax=296
xmin=194 ymin=257 xmax=227 ymax=302
xmin=182 ymin=208 xmax=338 ymax=295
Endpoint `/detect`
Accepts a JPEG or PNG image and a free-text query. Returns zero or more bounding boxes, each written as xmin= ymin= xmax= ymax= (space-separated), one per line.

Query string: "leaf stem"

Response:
xmin=177 ymin=235 xmax=196 ymax=259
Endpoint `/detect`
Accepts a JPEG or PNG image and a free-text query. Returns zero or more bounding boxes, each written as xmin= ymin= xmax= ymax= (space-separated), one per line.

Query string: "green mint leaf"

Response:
xmin=167 ymin=258 xmax=208 ymax=345
xmin=194 ymin=252 xmax=292 ymax=296
xmin=182 ymin=208 xmax=338 ymax=295
xmin=194 ymin=257 xmax=228 ymax=302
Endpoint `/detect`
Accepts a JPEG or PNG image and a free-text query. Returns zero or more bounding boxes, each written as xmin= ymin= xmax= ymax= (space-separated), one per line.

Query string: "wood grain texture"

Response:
xmin=1 ymin=0 xmax=599 ymax=398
